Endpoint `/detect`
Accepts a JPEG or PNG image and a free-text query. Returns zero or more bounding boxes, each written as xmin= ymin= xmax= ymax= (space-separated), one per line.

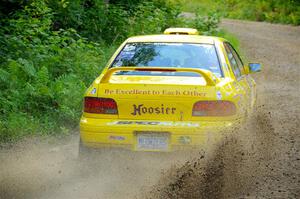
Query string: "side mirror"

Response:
xmin=248 ymin=63 xmax=262 ymax=73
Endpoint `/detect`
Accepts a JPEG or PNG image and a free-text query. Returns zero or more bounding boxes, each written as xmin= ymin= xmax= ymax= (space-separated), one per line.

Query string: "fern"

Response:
xmin=0 ymin=68 xmax=10 ymax=84
xmin=17 ymin=58 xmax=37 ymax=77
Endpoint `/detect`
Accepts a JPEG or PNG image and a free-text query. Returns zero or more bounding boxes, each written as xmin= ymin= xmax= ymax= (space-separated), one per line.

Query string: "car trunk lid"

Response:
xmin=97 ymin=75 xmax=216 ymax=121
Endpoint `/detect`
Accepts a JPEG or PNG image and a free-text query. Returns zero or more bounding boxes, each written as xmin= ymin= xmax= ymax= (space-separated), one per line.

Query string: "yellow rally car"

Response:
xmin=79 ymin=28 xmax=261 ymax=153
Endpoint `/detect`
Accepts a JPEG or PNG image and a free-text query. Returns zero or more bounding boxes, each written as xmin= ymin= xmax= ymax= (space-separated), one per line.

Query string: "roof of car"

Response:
xmin=125 ymin=34 xmax=226 ymax=44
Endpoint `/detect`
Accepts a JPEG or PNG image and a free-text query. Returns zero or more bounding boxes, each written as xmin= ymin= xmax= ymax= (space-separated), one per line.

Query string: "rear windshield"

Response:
xmin=111 ymin=42 xmax=222 ymax=77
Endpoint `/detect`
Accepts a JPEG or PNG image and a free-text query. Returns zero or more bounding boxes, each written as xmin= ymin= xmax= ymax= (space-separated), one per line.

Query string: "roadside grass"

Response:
xmin=176 ymin=0 xmax=220 ymax=13
xmin=174 ymin=0 xmax=300 ymax=25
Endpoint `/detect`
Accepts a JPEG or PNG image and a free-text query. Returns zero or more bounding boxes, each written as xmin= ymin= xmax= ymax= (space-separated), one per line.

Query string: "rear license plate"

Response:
xmin=136 ymin=133 xmax=169 ymax=151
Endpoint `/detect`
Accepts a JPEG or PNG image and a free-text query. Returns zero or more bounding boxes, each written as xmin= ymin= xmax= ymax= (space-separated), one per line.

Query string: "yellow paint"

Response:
xmin=163 ymin=28 xmax=199 ymax=35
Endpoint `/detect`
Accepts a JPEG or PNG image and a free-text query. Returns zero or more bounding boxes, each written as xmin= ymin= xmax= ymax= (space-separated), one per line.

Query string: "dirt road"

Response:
xmin=1 ymin=20 xmax=299 ymax=199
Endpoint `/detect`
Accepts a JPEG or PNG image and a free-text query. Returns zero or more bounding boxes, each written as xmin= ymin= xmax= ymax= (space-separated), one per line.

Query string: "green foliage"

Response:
xmin=0 ymin=1 xmax=108 ymax=142
xmin=223 ymin=0 xmax=300 ymax=25
xmin=193 ymin=11 xmax=220 ymax=35
xmin=176 ymin=0 xmax=300 ymax=25
xmin=46 ymin=0 xmax=181 ymax=43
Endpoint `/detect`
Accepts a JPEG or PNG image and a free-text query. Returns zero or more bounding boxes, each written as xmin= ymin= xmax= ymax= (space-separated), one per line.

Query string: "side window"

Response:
xmin=227 ymin=43 xmax=244 ymax=74
xmin=224 ymin=42 xmax=242 ymax=78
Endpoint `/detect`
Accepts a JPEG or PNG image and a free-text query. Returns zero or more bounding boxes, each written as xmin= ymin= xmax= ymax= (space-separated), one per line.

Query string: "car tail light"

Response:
xmin=192 ymin=101 xmax=236 ymax=117
xmin=84 ymin=97 xmax=118 ymax=114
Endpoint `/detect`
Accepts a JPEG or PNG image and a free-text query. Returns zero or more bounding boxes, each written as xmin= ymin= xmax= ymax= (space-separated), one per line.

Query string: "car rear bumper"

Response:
xmin=80 ymin=116 xmax=240 ymax=151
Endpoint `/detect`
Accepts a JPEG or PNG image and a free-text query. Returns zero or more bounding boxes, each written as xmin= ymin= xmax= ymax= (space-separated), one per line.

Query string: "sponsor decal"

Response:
xmin=107 ymin=121 xmax=199 ymax=127
xmin=104 ymin=89 xmax=206 ymax=97
xmin=131 ymin=104 xmax=176 ymax=116
xmin=90 ymin=88 xmax=97 ymax=95
xmin=109 ymin=135 xmax=125 ymax=141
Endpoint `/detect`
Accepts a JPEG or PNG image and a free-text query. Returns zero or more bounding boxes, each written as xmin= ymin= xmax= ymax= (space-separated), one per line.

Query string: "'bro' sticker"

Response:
xmin=216 ymin=91 xmax=222 ymax=100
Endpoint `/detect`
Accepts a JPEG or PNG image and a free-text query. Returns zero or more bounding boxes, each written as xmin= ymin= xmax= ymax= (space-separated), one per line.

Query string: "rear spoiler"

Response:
xmin=100 ymin=67 xmax=217 ymax=86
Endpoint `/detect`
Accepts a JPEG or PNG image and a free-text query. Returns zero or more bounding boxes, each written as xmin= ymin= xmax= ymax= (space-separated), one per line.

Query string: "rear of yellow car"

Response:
xmin=80 ymin=79 xmax=240 ymax=152
xmin=80 ymin=29 xmax=246 ymax=152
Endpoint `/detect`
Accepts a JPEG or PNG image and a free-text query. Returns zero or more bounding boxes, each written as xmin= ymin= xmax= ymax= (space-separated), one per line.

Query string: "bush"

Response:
xmin=47 ymin=0 xmax=181 ymax=43
xmin=193 ymin=11 xmax=220 ymax=35
xmin=0 ymin=1 xmax=107 ymax=141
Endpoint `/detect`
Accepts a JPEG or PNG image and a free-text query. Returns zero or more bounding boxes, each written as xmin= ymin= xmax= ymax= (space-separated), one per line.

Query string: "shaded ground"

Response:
xmin=0 ymin=19 xmax=299 ymax=199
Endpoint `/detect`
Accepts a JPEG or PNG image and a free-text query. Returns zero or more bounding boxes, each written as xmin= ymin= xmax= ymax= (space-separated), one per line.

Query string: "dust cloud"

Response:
xmin=0 ymin=135 xmax=200 ymax=199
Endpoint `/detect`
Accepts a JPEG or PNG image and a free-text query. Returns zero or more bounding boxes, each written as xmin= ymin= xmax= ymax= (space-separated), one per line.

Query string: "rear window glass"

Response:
xmin=111 ymin=43 xmax=222 ymax=77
